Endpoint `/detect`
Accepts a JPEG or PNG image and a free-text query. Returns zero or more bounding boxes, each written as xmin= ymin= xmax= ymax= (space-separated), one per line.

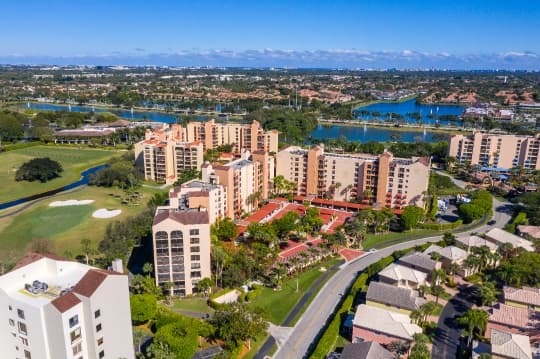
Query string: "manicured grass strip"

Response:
xmin=172 ymin=297 xmax=213 ymax=314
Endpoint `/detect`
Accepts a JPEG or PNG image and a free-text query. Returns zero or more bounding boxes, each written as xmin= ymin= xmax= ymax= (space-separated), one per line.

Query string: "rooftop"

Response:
xmin=378 ymin=262 xmax=428 ymax=285
xmin=153 ymin=208 xmax=209 ymax=226
xmin=366 ymin=281 xmax=426 ymax=311
xmin=353 ymin=304 xmax=422 ymax=341
xmin=424 ymin=244 xmax=468 ymax=261
xmin=490 ymin=328 xmax=532 ymax=359
xmin=398 ymin=252 xmax=439 ymax=273
xmin=340 ymin=341 xmax=394 ymax=359
xmin=486 ymin=228 xmax=535 ymax=252
xmin=517 ymin=225 xmax=540 ymax=239
xmin=504 ymin=286 xmax=540 ymax=307
xmin=456 ymin=235 xmax=498 ymax=251
xmin=489 ymin=303 xmax=537 ymax=329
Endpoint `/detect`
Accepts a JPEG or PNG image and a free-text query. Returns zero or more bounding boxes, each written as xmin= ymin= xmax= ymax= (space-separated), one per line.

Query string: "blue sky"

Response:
xmin=1 ymin=0 xmax=539 ymax=68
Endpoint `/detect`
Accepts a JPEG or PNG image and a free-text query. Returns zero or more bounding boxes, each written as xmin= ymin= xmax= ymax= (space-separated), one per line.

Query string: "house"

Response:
xmin=340 ymin=341 xmax=395 ymax=359
xmin=378 ymin=263 xmax=429 ymax=289
xmin=456 ymin=235 xmax=499 ymax=253
xmin=486 ymin=228 xmax=535 ymax=252
xmin=352 ymin=304 xmax=422 ymax=345
xmin=397 ymin=252 xmax=441 ymax=274
xmin=517 ymin=225 xmax=540 ymax=240
xmin=423 ymin=244 xmax=471 ymax=276
xmin=490 ymin=328 xmax=532 ymax=359
xmin=486 ymin=303 xmax=538 ymax=336
xmin=504 ymin=287 xmax=540 ymax=312
xmin=365 ymin=281 xmax=426 ymax=314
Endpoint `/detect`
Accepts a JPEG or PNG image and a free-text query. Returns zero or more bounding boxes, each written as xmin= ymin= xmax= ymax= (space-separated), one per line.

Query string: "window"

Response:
xmin=72 ymin=342 xmax=82 ymax=355
xmin=97 ymin=337 xmax=103 ymax=346
xmin=191 ymin=255 xmax=200 ymax=261
xmin=70 ymin=327 xmax=81 ymax=343
xmin=21 ymin=337 xmax=28 ymax=346
xmin=69 ymin=315 xmax=79 ymax=328
xmin=8 ymin=305 xmax=12 ymax=311
xmin=17 ymin=309 xmax=25 ymax=320
xmin=18 ymin=322 xmax=27 ymax=336
xmin=190 ymin=238 xmax=199 ymax=244
xmin=24 ymin=350 xmax=31 ymax=359
xmin=190 ymin=246 xmax=200 ymax=253
xmin=189 ymin=229 xmax=199 ymax=236
xmin=94 ymin=309 xmax=101 ymax=319
xmin=96 ymin=323 xmax=102 ymax=332
xmin=99 ymin=350 xmax=105 ymax=358
xmin=9 ymin=319 xmax=14 ymax=326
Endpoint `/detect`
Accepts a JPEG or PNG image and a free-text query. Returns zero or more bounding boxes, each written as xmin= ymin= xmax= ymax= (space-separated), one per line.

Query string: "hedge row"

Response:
xmin=0 ymin=141 xmax=42 ymax=152
xmin=419 ymin=219 xmax=463 ymax=230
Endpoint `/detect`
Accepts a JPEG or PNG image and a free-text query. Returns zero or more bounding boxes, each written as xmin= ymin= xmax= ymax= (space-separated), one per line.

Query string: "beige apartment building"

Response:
xmin=202 ymin=150 xmax=275 ymax=218
xmin=168 ymin=179 xmax=227 ymax=224
xmin=0 ymin=253 xmax=134 ymax=359
xmin=152 ymin=208 xmax=211 ymax=296
xmin=276 ymin=145 xmax=430 ymax=209
xmin=448 ymin=132 xmax=540 ymax=170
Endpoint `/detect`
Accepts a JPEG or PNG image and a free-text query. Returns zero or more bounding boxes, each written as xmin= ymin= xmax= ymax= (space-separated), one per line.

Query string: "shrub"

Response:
xmin=15 ymin=157 xmax=63 ymax=182
xmin=130 ymin=294 xmax=157 ymax=324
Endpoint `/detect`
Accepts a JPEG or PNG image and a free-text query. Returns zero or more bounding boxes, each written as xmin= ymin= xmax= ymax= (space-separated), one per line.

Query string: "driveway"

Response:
xmin=272 ymin=172 xmax=511 ymax=359
xmin=431 ymin=285 xmax=475 ymax=359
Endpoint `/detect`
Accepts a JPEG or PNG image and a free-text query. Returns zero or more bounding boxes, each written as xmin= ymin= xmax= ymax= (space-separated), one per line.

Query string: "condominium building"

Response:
xmin=186 ymin=119 xmax=279 ymax=153
xmin=276 ymin=145 xmax=430 ymax=209
xmin=202 ymin=150 xmax=275 ymax=218
xmin=135 ymin=120 xmax=278 ymax=184
xmin=448 ymin=132 xmax=540 ymax=170
xmin=152 ymin=208 xmax=211 ymax=296
xmin=168 ymin=179 xmax=227 ymax=224
xmin=0 ymin=253 xmax=134 ymax=359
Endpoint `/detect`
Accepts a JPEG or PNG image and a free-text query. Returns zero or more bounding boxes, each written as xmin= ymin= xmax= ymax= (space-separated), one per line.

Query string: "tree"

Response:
xmin=272 ymin=211 xmax=299 ymax=240
xmin=431 ymin=285 xmax=445 ymax=304
xmin=211 ymin=303 xmax=268 ymax=350
xmin=130 ymin=274 xmax=162 ymax=297
xmin=458 ymin=309 xmax=488 ymax=348
xmin=476 ymin=282 xmax=497 ymax=307
xmin=459 ymin=203 xmax=485 ymax=223
xmin=300 ymin=207 xmax=323 ymax=234
xmin=130 ymin=294 xmax=157 ymax=324
xmin=247 ymin=222 xmax=278 ymax=247
xmin=401 ymin=206 xmax=425 ymax=230
xmin=409 ymin=333 xmax=430 ymax=359
xmin=80 ymin=238 xmax=95 ymax=265
xmin=15 ymin=157 xmax=63 ymax=183
xmin=0 ymin=113 xmax=24 ymax=140
xmin=197 ymin=277 xmax=213 ymax=296
xmin=386 ymin=340 xmax=410 ymax=356
xmin=212 ymin=218 xmax=238 ymax=241
xmin=142 ymin=262 xmax=153 ymax=276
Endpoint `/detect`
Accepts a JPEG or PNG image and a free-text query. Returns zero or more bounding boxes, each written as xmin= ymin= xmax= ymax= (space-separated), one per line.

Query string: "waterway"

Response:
xmin=0 ymin=164 xmax=108 ymax=211
xmin=24 ymin=102 xmax=449 ymax=143
xmin=354 ymin=98 xmax=464 ymax=126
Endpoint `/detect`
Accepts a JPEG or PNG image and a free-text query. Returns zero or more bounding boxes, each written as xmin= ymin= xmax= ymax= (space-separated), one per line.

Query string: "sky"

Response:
xmin=1 ymin=0 xmax=539 ymax=69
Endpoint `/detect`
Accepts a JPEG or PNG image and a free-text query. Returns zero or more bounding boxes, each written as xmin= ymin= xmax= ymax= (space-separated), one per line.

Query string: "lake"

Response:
xmin=354 ymin=98 xmax=464 ymax=125
xmin=24 ymin=102 xmax=448 ymax=143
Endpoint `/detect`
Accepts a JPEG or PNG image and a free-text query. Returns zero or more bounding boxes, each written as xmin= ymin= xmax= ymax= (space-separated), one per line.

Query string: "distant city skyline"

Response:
xmin=1 ymin=0 xmax=539 ymax=69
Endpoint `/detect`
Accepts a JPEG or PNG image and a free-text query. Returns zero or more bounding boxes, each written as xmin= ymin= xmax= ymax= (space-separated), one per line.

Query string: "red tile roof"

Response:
xmin=72 ymin=269 xmax=109 ymax=297
xmin=244 ymin=202 xmax=281 ymax=223
xmin=489 ymin=303 xmax=536 ymax=329
xmin=51 ymin=292 xmax=81 ymax=313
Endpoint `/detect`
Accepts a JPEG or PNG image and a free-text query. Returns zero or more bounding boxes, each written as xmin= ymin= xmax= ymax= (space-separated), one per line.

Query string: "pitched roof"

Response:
xmin=353 ymin=304 xmax=422 ymax=341
xmin=504 ymin=287 xmax=540 ymax=307
xmin=72 ymin=269 xmax=109 ymax=297
xmin=490 ymin=328 xmax=532 ymax=359
xmin=456 ymin=235 xmax=498 ymax=251
xmin=488 ymin=303 xmax=537 ymax=329
xmin=486 ymin=228 xmax=535 ymax=252
xmin=12 ymin=252 xmax=69 ymax=271
xmin=424 ymin=245 xmax=468 ymax=261
xmin=378 ymin=263 xmax=428 ymax=285
xmin=517 ymin=225 xmax=540 ymax=239
xmin=153 ymin=209 xmax=209 ymax=226
xmin=340 ymin=341 xmax=395 ymax=359
xmin=398 ymin=252 xmax=438 ymax=273
xmin=51 ymin=292 xmax=81 ymax=313
xmin=366 ymin=281 xmax=426 ymax=311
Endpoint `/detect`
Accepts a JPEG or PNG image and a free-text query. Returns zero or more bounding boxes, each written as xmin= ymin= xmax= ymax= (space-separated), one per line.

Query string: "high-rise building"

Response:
xmin=152 ymin=208 xmax=211 ymax=297
xmin=448 ymin=132 xmax=540 ymax=170
xmin=168 ymin=179 xmax=227 ymax=224
xmin=202 ymin=150 xmax=275 ymax=218
xmin=276 ymin=145 xmax=430 ymax=209
xmin=0 ymin=253 xmax=134 ymax=359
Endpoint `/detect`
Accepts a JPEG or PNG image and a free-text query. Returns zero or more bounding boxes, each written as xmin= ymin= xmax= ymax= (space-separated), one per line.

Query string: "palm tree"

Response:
xmin=476 ymin=282 xmax=497 ymax=307
xmin=343 ymin=184 xmax=354 ymax=202
xmin=464 ymin=254 xmax=481 ymax=276
xmin=142 ymin=262 xmax=153 ymax=276
xmin=472 ymin=245 xmax=491 ymax=272
xmin=332 ymin=182 xmax=341 ymax=200
xmin=431 ymin=268 xmax=446 ymax=286
xmin=458 ymin=309 xmax=489 ymax=349
xmin=498 ymin=242 xmax=515 ymax=260
xmin=362 ymin=189 xmax=374 ymax=204
xmin=431 ymin=285 xmax=445 ymax=304
xmin=418 ymin=284 xmax=431 ymax=298
xmin=289 ymin=257 xmax=300 ymax=292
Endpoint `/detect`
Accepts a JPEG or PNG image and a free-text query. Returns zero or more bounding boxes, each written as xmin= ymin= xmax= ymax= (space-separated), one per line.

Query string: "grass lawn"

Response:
xmin=171 ymin=297 xmax=213 ymax=314
xmin=249 ymin=257 xmax=341 ymax=325
xmin=362 ymin=229 xmax=440 ymax=250
xmin=0 ymin=185 xmax=162 ymax=263
xmin=0 ymin=145 xmax=121 ymax=203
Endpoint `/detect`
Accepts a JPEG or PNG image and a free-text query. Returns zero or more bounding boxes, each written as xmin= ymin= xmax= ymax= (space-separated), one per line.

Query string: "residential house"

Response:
xmin=456 ymin=235 xmax=499 ymax=253
xmin=365 ymin=281 xmax=426 ymax=314
xmin=517 ymin=226 xmax=540 ymax=241
xmin=486 ymin=228 xmax=535 ymax=252
xmin=378 ymin=263 xmax=429 ymax=289
xmin=397 ymin=252 xmax=442 ymax=274
xmin=352 ymin=304 xmax=422 ymax=346
xmin=490 ymin=328 xmax=532 ymax=359
xmin=423 ymin=244 xmax=471 ymax=276
xmin=340 ymin=341 xmax=395 ymax=359
xmin=486 ymin=303 xmax=538 ymax=336
xmin=504 ymin=287 xmax=540 ymax=312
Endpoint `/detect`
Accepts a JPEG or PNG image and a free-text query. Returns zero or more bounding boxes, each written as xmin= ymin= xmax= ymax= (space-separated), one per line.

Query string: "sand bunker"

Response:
xmin=92 ymin=208 xmax=122 ymax=219
xmin=49 ymin=199 xmax=94 ymax=207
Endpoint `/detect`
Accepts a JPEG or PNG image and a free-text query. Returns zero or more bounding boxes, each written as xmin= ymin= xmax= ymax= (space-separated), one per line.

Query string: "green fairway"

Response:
xmin=0 ymin=145 xmax=119 ymax=203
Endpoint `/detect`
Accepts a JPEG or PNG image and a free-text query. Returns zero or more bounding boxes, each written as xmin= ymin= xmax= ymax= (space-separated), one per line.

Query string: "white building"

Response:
xmin=0 ymin=253 xmax=134 ymax=359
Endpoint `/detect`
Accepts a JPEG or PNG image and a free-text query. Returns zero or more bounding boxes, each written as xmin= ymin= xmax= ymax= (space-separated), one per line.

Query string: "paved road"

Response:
xmin=273 ymin=174 xmax=511 ymax=359
xmin=431 ymin=286 xmax=475 ymax=359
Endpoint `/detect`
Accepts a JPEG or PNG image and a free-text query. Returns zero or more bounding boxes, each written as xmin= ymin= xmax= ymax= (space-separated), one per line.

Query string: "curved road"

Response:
xmin=273 ymin=174 xmax=511 ymax=359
